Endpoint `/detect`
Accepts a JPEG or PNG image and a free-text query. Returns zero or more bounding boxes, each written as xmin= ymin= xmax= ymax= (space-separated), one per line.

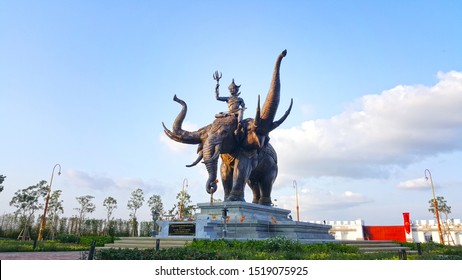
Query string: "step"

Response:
xmin=103 ymin=237 xmax=192 ymax=249
xmin=336 ymin=240 xmax=417 ymax=254
xmin=344 ymin=243 xmax=401 ymax=248
xmin=358 ymin=246 xmax=411 ymax=252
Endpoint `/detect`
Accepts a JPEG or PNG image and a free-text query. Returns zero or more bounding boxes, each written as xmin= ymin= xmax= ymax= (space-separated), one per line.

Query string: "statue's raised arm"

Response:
xmin=213 ymin=71 xmax=226 ymax=101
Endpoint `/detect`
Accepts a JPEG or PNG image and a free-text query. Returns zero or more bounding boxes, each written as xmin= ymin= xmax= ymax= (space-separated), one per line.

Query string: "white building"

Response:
xmin=310 ymin=218 xmax=462 ymax=245
xmin=410 ymin=219 xmax=462 ymax=245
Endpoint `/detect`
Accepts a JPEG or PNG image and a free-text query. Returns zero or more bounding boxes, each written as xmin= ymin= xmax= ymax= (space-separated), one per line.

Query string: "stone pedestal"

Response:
xmin=157 ymin=201 xmax=334 ymax=242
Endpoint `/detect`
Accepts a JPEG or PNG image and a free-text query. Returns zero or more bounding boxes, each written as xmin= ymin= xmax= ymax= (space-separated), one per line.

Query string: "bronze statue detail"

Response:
xmin=214 ymin=72 xmax=246 ymax=135
xmin=163 ymin=49 xmax=292 ymax=206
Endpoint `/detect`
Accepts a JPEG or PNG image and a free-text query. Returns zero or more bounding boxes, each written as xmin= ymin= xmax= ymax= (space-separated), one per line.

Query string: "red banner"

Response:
xmin=403 ymin=212 xmax=411 ymax=234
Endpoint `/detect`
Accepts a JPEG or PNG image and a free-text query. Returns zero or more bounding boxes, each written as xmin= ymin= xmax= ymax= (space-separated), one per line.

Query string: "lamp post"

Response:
xmin=179 ymin=178 xmax=188 ymax=220
xmin=37 ymin=164 xmax=61 ymax=241
xmin=424 ymin=169 xmax=444 ymax=244
xmin=293 ymin=180 xmax=300 ymax=222
xmin=222 ymin=206 xmax=228 ymax=238
xmin=151 ymin=210 xmax=159 ymax=237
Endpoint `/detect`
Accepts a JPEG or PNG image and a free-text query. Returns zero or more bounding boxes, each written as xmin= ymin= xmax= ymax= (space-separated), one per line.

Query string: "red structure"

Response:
xmin=403 ymin=212 xmax=411 ymax=234
xmin=363 ymin=226 xmax=406 ymax=242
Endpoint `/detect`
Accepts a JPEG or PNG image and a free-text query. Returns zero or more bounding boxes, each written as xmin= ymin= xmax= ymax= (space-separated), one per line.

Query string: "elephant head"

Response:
xmin=163 ymin=50 xmax=292 ymax=198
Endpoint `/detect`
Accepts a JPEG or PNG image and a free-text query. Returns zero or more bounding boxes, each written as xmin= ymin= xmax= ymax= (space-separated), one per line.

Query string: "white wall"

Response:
xmin=312 ymin=218 xmax=462 ymax=245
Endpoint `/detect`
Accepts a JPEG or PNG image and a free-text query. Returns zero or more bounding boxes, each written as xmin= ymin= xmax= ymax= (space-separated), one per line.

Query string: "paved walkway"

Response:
xmin=0 ymin=251 xmax=86 ymax=260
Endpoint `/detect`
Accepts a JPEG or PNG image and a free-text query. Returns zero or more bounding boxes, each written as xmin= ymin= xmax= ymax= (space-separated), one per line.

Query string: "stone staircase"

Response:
xmin=338 ymin=240 xmax=418 ymax=254
xmin=102 ymin=237 xmax=193 ymax=250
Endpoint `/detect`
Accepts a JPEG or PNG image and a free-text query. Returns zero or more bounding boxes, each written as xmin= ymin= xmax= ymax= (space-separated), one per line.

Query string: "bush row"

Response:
xmin=0 ymin=235 xmax=116 ymax=252
xmin=94 ymin=237 xmax=462 ymax=260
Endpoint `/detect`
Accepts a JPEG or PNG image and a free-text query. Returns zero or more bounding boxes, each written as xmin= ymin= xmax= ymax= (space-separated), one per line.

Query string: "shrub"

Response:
xmin=56 ymin=233 xmax=80 ymax=244
xmin=79 ymin=235 xmax=115 ymax=247
xmin=95 ymin=237 xmax=366 ymax=260
xmin=0 ymin=240 xmax=86 ymax=252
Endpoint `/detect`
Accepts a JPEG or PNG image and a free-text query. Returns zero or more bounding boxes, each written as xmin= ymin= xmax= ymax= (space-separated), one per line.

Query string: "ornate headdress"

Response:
xmin=228 ymin=79 xmax=241 ymax=95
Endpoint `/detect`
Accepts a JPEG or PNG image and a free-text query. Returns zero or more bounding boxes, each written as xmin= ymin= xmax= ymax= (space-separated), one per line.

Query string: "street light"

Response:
xmin=37 ymin=164 xmax=61 ymax=241
xmin=179 ymin=178 xmax=188 ymax=220
xmin=151 ymin=210 xmax=159 ymax=237
xmin=293 ymin=180 xmax=300 ymax=222
xmin=222 ymin=206 xmax=228 ymax=238
xmin=424 ymin=169 xmax=444 ymax=244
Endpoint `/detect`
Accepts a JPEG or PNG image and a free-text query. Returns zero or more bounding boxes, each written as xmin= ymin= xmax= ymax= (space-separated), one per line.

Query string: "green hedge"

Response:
xmin=56 ymin=234 xmax=115 ymax=247
xmin=79 ymin=235 xmax=115 ymax=247
xmin=94 ymin=237 xmax=462 ymax=260
xmin=0 ymin=235 xmax=117 ymax=252
xmin=95 ymin=237 xmax=367 ymax=260
xmin=0 ymin=240 xmax=86 ymax=252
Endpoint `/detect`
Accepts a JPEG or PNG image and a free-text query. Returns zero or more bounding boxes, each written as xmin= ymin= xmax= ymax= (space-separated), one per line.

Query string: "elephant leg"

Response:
xmin=228 ymin=158 xmax=254 ymax=202
xmin=247 ymin=178 xmax=260 ymax=204
xmin=220 ymin=161 xmax=233 ymax=201
xmin=258 ymin=168 xmax=277 ymax=206
xmin=258 ymin=164 xmax=278 ymax=206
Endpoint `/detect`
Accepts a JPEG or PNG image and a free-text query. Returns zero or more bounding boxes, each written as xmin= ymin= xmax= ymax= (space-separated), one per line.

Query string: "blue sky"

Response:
xmin=1 ymin=1 xmax=461 ymax=225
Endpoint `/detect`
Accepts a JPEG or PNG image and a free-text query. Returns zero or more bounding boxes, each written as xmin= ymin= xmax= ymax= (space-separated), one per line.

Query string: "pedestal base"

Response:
xmin=156 ymin=201 xmax=334 ymax=242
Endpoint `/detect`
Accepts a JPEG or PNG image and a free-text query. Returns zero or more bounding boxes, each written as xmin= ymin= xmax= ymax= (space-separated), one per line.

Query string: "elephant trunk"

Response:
xmin=163 ymin=95 xmax=204 ymax=144
xmin=258 ymin=49 xmax=287 ymax=133
xmin=204 ymin=160 xmax=218 ymax=194
xmin=203 ymin=138 xmax=220 ymax=194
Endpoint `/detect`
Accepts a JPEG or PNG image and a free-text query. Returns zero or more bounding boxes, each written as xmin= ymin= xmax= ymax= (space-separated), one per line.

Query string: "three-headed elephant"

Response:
xmin=163 ymin=50 xmax=292 ymax=206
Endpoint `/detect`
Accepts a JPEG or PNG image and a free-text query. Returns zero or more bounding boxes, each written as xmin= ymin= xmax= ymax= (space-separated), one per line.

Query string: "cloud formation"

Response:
xmin=272 ymin=71 xmax=462 ymax=179
xmin=64 ymin=169 xmax=163 ymax=194
xmin=277 ymin=187 xmax=373 ymax=214
xmin=397 ymin=177 xmax=429 ymax=190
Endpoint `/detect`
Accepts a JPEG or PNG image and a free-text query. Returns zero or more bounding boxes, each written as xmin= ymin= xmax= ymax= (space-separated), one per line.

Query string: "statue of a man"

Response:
xmin=213 ymin=71 xmax=246 ymax=133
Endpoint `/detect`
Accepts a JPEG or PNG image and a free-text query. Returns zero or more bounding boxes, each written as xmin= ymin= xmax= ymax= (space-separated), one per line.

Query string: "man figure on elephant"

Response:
xmin=213 ymin=71 xmax=246 ymax=135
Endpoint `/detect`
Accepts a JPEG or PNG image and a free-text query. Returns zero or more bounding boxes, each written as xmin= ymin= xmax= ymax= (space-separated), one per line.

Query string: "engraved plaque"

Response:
xmin=168 ymin=223 xmax=196 ymax=236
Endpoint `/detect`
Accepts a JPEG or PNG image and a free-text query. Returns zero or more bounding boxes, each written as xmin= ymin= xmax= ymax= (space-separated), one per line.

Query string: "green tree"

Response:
xmin=0 ymin=174 xmax=5 ymax=193
xmin=47 ymin=190 xmax=64 ymax=240
xmin=147 ymin=194 xmax=164 ymax=215
xmin=147 ymin=194 xmax=163 ymax=234
xmin=74 ymin=195 xmax=96 ymax=236
xmin=428 ymin=196 xmax=452 ymax=220
xmin=103 ymin=196 xmax=117 ymax=235
xmin=169 ymin=189 xmax=196 ymax=220
xmin=127 ymin=188 xmax=144 ymax=236
xmin=9 ymin=180 xmax=48 ymax=240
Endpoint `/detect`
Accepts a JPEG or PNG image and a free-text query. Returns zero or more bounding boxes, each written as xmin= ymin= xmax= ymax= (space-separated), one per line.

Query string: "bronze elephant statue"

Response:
xmin=163 ymin=50 xmax=292 ymax=206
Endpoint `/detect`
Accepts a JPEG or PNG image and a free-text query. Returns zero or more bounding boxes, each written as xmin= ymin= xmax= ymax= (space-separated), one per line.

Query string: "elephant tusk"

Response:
xmin=271 ymin=98 xmax=293 ymax=131
xmin=203 ymin=144 xmax=221 ymax=164
xmin=254 ymin=95 xmax=261 ymax=127
xmin=162 ymin=122 xmax=184 ymax=142
xmin=186 ymin=152 xmax=203 ymax=167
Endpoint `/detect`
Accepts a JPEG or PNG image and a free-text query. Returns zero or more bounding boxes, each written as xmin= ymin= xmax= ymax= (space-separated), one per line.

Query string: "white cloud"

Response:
xmin=63 ymin=169 xmax=163 ymax=194
xmin=276 ymin=186 xmax=372 ymax=214
xmin=64 ymin=169 xmax=116 ymax=189
xmin=397 ymin=178 xmax=429 ymax=190
xmin=271 ymin=71 xmax=462 ymax=179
